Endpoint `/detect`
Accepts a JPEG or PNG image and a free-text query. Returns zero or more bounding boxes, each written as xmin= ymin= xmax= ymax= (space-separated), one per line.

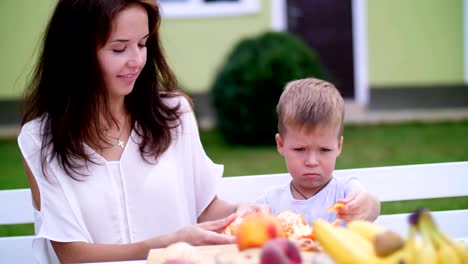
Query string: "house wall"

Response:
xmin=160 ymin=0 xmax=271 ymax=93
xmin=0 ymin=0 xmax=271 ymax=99
xmin=367 ymin=0 xmax=463 ymax=86
xmin=0 ymin=0 xmax=465 ymax=108
xmin=0 ymin=0 xmax=55 ymax=99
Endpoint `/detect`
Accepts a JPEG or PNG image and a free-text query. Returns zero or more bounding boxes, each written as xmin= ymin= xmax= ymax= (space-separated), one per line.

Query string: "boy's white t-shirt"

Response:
xmin=255 ymin=176 xmax=365 ymax=224
xmin=17 ymin=96 xmax=223 ymax=263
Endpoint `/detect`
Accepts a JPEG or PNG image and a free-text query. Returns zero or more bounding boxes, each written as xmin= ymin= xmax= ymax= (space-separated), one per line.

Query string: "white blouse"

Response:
xmin=17 ymin=96 xmax=223 ymax=263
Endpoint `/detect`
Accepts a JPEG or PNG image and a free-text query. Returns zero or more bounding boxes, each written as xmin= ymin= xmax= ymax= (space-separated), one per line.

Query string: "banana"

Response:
xmin=339 ymin=227 xmax=376 ymax=256
xmin=420 ymin=210 xmax=467 ymax=263
xmin=425 ymin=221 xmax=461 ymax=263
xmin=347 ymin=220 xmax=386 ymax=242
xmin=416 ymin=234 xmax=438 ymax=263
xmin=446 ymin=241 xmax=468 ymax=264
xmin=312 ymin=219 xmax=376 ymax=264
xmin=416 ymin=212 xmax=438 ymax=264
xmin=436 ymin=244 xmax=462 ymax=264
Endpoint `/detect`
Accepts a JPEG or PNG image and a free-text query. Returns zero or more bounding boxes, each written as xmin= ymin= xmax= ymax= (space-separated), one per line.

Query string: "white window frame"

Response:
xmin=464 ymin=0 xmax=468 ymax=84
xmin=158 ymin=0 xmax=261 ymax=19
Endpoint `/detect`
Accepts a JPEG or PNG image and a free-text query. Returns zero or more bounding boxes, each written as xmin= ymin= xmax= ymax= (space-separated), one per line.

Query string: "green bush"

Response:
xmin=211 ymin=31 xmax=326 ymax=145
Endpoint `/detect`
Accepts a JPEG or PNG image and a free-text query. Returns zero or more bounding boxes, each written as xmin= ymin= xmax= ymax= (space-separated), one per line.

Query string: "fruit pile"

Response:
xmin=152 ymin=208 xmax=468 ymax=263
xmin=231 ymin=212 xmax=337 ymax=263
xmin=313 ymin=208 xmax=468 ymax=264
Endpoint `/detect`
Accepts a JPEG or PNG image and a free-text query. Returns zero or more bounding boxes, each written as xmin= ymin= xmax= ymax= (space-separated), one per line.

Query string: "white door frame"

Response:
xmin=351 ymin=0 xmax=369 ymax=105
xmin=271 ymin=0 xmax=369 ymax=105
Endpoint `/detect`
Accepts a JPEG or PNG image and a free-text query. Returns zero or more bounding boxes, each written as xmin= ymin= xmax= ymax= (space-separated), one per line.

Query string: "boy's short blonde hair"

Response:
xmin=277 ymin=77 xmax=344 ymax=138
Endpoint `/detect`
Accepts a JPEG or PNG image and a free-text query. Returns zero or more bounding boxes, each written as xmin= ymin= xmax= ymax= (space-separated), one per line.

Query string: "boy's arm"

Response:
xmin=337 ymin=191 xmax=381 ymax=222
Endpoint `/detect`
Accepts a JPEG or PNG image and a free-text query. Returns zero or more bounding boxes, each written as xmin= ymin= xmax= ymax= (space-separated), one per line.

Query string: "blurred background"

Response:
xmin=0 ymin=0 xmax=467 ymax=235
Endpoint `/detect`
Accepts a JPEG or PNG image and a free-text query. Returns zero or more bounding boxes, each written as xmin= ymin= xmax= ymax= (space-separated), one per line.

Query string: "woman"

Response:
xmin=18 ymin=0 xmax=264 ymax=263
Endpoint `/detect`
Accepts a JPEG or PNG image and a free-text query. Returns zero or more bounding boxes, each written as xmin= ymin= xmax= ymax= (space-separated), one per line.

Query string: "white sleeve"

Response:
xmin=17 ymin=122 xmax=90 ymax=243
xmin=179 ymin=98 xmax=224 ymax=217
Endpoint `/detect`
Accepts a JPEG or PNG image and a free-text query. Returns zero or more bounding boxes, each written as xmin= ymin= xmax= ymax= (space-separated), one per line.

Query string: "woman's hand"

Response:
xmin=175 ymin=214 xmax=237 ymax=246
xmin=51 ymin=214 xmax=239 ymax=263
xmin=336 ymin=191 xmax=381 ymax=222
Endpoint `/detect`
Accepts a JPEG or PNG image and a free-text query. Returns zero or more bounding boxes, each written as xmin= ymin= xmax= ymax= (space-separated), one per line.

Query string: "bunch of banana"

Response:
xmin=313 ymin=218 xmax=416 ymax=264
xmin=415 ymin=209 xmax=468 ymax=264
xmin=312 ymin=209 xmax=468 ymax=264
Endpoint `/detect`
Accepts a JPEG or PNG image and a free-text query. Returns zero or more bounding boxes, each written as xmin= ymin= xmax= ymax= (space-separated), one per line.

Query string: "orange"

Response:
xmin=326 ymin=202 xmax=345 ymax=213
xmin=236 ymin=213 xmax=285 ymax=251
xmin=276 ymin=210 xmax=313 ymax=240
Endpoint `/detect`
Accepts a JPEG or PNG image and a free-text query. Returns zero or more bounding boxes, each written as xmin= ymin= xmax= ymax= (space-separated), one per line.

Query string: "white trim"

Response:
xmin=352 ymin=0 xmax=369 ymax=105
xmin=271 ymin=0 xmax=287 ymax=31
xmin=159 ymin=0 xmax=260 ymax=19
xmin=464 ymin=0 xmax=468 ymax=84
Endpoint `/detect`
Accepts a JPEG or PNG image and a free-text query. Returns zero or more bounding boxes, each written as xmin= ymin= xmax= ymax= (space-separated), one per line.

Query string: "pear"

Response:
xmin=373 ymin=230 xmax=405 ymax=257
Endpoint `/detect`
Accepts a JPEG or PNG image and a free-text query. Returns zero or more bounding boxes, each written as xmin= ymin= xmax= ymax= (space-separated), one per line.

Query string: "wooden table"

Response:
xmin=147 ymin=244 xmax=244 ymax=264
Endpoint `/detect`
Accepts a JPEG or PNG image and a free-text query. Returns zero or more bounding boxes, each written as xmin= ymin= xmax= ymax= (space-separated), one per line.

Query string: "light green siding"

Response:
xmin=0 ymin=0 xmax=271 ymax=98
xmin=0 ymin=0 xmax=55 ymax=98
xmin=160 ymin=0 xmax=271 ymax=92
xmin=368 ymin=0 xmax=464 ymax=86
xmin=2 ymin=0 xmax=464 ymax=99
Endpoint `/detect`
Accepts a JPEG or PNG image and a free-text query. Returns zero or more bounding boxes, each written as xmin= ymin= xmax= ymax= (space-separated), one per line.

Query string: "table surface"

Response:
xmin=85 ymin=237 xmax=468 ymax=264
xmin=84 ymin=261 xmax=144 ymax=264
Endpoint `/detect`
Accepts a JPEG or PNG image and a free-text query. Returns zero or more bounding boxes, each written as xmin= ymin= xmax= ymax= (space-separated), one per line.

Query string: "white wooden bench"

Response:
xmin=1 ymin=161 xmax=467 ymax=262
xmin=218 ymin=161 xmax=468 ymax=239
xmin=0 ymin=188 xmax=35 ymax=263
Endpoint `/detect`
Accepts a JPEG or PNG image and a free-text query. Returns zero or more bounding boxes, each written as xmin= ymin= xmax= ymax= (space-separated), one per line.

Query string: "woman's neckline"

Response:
xmin=84 ymin=128 xmax=134 ymax=163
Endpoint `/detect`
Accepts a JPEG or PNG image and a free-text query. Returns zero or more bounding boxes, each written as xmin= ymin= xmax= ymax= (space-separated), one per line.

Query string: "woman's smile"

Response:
xmin=118 ymin=73 xmax=138 ymax=84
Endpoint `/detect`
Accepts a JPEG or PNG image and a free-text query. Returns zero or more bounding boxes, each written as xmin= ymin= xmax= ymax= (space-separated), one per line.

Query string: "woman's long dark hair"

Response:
xmin=22 ymin=0 xmax=185 ymax=179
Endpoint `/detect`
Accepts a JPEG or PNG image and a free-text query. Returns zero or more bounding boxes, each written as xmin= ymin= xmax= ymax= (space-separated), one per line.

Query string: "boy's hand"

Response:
xmin=336 ymin=191 xmax=380 ymax=222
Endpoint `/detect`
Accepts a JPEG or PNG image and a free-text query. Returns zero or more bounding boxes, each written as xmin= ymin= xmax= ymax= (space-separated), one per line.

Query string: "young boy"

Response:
xmin=256 ymin=78 xmax=380 ymax=223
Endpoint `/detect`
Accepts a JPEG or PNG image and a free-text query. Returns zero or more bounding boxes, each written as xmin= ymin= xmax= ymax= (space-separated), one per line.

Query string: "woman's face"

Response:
xmin=97 ymin=4 xmax=149 ymax=101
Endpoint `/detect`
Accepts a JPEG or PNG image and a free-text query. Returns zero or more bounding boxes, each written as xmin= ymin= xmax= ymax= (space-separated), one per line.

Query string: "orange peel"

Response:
xmin=326 ymin=202 xmax=345 ymax=213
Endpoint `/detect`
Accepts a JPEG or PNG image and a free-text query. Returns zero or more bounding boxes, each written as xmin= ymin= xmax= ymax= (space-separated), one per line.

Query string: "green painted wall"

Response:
xmin=0 ymin=0 xmax=55 ymax=99
xmin=367 ymin=0 xmax=464 ymax=86
xmin=0 ymin=0 xmax=271 ymax=98
xmin=160 ymin=0 xmax=271 ymax=93
xmin=1 ymin=0 xmax=464 ymax=99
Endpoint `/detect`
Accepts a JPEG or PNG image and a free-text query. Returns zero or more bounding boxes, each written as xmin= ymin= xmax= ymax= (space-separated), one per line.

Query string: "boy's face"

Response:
xmin=276 ymin=125 xmax=343 ymax=196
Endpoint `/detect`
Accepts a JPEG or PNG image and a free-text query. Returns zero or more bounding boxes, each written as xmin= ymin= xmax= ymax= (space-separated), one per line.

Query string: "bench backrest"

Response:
xmin=218 ymin=161 xmax=468 ymax=203
xmin=217 ymin=161 xmax=468 ymax=238
xmin=1 ymin=161 xmax=467 ymax=262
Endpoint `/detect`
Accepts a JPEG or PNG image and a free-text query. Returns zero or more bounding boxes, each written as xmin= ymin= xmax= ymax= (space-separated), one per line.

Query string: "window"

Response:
xmin=158 ymin=0 xmax=260 ymax=19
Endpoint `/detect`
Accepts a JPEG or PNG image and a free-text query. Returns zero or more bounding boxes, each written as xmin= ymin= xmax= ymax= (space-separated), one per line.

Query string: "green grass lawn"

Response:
xmin=202 ymin=121 xmax=468 ymax=176
xmin=1 ymin=121 xmax=468 ymax=236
